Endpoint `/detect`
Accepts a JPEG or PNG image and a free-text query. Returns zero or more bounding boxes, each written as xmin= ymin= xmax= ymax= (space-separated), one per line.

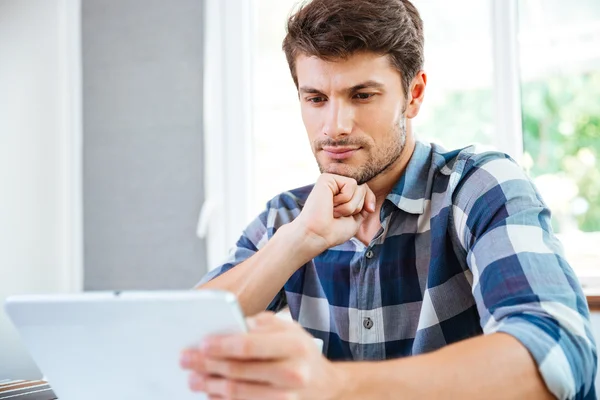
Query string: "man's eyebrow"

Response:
xmin=347 ymin=80 xmax=385 ymax=93
xmin=298 ymin=86 xmax=323 ymax=95
xmin=298 ymin=80 xmax=385 ymax=95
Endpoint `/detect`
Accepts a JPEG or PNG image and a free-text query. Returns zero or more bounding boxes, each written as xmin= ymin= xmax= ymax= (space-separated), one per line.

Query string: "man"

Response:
xmin=180 ymin=0 xmax=597 ymax=398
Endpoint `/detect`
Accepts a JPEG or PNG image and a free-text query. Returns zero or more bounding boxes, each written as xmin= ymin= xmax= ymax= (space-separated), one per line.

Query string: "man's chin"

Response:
xmin=321 ymin=163 xmax=361 ymax=180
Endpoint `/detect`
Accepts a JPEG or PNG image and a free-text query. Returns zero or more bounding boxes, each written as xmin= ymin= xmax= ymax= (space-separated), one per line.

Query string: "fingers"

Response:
xmin=205 ymin=331 xmax=311 ymax=360
xmin=180 ymin=313 xmax=291 ymax=366
xmin=182 ymin=326 xmax=313 ymax=397
xmin=187 ymin=331 xmax=312 ymax=362
xmin=334 ymin=183 xmax=376 ymax=217
xmin=331 ymin=176 xmax=357 ymax=207
xmin=189 ymin=373 xmax=295 ymax=400
xmin=333 ymin=183 xmax=364 ymax=217
xmin=319 ymin=173 xmax=376 ymax=218
xmin=364 ymin=185 xmax=376 ymax=213
xmin=189 ymin=358 xmax=308 ymax=389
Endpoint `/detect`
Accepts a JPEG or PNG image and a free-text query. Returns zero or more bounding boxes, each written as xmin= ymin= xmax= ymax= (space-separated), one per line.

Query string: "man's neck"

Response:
xmin=355 ymin=131 xmax=416 ymax=245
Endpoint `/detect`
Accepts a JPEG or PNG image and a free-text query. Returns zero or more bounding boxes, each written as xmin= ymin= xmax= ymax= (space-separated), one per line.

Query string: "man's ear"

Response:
xmin=405 ymin=71 xmax=427 ymax=119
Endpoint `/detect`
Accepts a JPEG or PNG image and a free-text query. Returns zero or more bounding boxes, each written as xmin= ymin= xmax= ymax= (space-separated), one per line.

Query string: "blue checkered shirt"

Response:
xmin=199 ymin=141 xmax=597 ymax=399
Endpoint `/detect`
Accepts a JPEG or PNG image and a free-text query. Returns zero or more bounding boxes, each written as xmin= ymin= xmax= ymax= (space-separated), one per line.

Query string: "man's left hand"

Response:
xmin=180 ymin=312 xmax=347 ymax=400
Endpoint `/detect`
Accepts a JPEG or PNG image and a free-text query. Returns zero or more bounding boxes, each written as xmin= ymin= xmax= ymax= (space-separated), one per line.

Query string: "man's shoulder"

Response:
xmin=427 ymin=142 xmax=540 ymax=213
xmin=429 ymin=142 xmax=512 ymax=173
xmin=428 ymin=142 xmax=522 ymax=187
xmin=420 ymin=142 xmax=537 ymax=212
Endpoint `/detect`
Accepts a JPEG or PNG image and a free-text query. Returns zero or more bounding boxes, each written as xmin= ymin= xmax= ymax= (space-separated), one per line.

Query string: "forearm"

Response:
xmin=336 ymin=333 xmax=554 ymax=400
xmin=198 ymin=222 xmax=321 ymax=316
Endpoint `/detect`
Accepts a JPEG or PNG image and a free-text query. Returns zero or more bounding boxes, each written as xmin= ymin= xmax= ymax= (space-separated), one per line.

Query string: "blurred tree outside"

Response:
xmin=522 ymin=71 xmax=600 ymax=233
xmin=417 ymin=70 xmax=600 ymax=235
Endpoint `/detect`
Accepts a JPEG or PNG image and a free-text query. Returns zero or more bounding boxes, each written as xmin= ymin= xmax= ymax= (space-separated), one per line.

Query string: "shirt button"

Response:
xmin=363 ymin=317 xmax=373 ymax=329
xmin=365 ymin=250 xmax=374 ymax=259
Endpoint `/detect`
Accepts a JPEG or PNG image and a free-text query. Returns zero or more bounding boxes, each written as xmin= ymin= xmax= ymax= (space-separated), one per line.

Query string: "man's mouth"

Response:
xmin=322 ymin=146 xmax=360 ymax=160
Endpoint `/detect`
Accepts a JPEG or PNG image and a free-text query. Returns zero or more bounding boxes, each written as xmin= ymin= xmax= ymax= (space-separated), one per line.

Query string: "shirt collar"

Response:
xmin=385 ymin=141 xmax=432 ymax=215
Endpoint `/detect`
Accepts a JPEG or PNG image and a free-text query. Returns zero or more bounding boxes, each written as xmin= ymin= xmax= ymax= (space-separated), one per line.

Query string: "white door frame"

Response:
xmin=58 ymin=0 xmax=84 ymax=292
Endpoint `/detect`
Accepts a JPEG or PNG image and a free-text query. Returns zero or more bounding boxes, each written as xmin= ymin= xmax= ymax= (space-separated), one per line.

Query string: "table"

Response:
xmin=0 ymin=380 xmax=56 ymax=400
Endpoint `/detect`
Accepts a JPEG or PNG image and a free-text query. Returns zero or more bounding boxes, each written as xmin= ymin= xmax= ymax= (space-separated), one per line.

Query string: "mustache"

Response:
xmin=313 ymin=137 xmax=369 ymax=150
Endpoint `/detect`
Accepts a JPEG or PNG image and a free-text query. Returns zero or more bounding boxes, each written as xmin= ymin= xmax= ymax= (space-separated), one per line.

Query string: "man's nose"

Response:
xmin=323 ymin=100 xmax=353 ymax=140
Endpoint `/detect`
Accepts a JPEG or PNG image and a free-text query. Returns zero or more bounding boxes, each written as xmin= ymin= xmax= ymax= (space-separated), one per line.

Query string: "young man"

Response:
xmin=181 ymin=0 xmax=597 ymax=398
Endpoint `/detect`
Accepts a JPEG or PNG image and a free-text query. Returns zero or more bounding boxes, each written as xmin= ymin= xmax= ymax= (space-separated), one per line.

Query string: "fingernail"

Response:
xmin=180 ymin=351 xmax=193 ymax=368
xmin=370 ymin=202 xmax=376 ymax=211
xmin=189 ymin=373 xmax=205 ymax=391
xmin=201 ymin=338 xmax=216 ymax=353
xmin=200 ymin=340 xmax=210 ymax=353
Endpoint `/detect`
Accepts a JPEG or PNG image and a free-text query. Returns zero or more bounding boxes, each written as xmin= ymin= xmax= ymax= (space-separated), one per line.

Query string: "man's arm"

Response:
xmin=196 ymin=174 xmax=376 ymax=316
xmin=198 ymin=223 xmax=317 ymax=316
xmin=181 ymin=314 xmax=553 ymax=400
xmin=343 ymin=155 xmax=596 ymax=399
xmin=337 ymin=332 xmax=554 ymax=399
xmin=447 ymin=154 xmax=597 ymax=399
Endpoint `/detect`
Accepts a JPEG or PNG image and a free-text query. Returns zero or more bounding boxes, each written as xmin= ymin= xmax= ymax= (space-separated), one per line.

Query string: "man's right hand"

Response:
xmin=290 ymin=173 xmax=376 ymax=255
xmin=197 ymin=173 xmax=376 ymax=316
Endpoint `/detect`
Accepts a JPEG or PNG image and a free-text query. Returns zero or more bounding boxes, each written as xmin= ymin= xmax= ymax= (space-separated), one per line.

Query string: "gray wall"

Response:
xmin=82 ymin=0 xmax=207 ymax=290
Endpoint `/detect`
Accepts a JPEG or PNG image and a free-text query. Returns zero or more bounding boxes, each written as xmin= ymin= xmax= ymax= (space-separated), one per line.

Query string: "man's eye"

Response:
xmin=308 ymin=97 xmax=325 ymax=103
xmin=354 ymin=93 xmax=374 ymax=100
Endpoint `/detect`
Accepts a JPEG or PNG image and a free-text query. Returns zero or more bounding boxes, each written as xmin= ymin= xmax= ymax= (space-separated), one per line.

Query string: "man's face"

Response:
xmin=296 ymin=52 xmax=409 ymax=184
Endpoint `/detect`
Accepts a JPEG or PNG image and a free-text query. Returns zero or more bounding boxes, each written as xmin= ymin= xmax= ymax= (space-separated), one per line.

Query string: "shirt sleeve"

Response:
xmin=451 ymin=152 xmax=597 ymax=400
xmin=194 ymin=202 xmax=288 ymax=313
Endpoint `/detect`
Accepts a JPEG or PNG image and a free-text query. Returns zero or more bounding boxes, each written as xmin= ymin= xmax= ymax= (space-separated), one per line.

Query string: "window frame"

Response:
xmin=201 ymin=0 xmax=255 ymax=270
xmin=491 ymin=0 xmax=523 ymax=159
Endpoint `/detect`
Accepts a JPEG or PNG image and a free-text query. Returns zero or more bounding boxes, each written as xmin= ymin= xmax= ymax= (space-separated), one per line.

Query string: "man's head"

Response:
xmin=282 ymin=0 xmax=426 ymax=184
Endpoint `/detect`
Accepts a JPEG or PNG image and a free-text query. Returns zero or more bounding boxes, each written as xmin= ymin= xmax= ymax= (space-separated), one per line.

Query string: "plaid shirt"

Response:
xmin=199 ymin=141 xmax=597 ymax=400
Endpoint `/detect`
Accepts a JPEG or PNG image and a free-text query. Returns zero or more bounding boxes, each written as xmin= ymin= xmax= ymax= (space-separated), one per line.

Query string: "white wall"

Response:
xmin=0 ymin=0 xmax=81 ymax=379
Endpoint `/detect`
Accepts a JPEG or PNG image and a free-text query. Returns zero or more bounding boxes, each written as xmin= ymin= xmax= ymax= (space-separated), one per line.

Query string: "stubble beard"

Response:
xmin=314 ymin=116 xmax=407 ymax=185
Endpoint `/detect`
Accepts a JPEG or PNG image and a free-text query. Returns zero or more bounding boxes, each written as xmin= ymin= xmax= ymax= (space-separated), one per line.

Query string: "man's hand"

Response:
xmin=292 ymin=173 xmax=376 ymax=254
xmin=180 ymin=312 xmax=348 ymax=400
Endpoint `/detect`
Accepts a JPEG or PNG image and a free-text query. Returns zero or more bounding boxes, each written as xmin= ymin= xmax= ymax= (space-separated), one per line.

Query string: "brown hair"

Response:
xmin=282 ymin=0 xmax=424 ymax=98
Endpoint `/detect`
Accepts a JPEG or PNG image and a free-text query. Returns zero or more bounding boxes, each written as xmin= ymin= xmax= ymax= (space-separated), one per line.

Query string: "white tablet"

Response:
xmin=4 ymin=290 xmax=246 ymax=400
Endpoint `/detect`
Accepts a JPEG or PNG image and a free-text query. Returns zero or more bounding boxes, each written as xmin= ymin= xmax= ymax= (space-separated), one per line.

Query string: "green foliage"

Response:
xmin=522 ymin=71 xmax=600 ymax=231
xmin=419 ymin=71 xmax=600 ymax=232
xmin=418 ymin=88 xmax=494 ymax=149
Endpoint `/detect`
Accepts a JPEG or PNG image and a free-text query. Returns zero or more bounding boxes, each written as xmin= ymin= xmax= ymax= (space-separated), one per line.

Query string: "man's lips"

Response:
xmin=322 ymin=146 xmax=360 ymax=160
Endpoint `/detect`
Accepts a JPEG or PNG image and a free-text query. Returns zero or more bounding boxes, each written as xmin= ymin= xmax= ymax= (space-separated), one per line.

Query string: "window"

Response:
xmin=251 ymin=0 xmax=319 ymax=216
xmin=205 ymin=0 xmax=600 ymax=277
xmin=412 ymin=0 xmax=495 ymax=149
xmin=518 ymin=0 xmax=600 ymax=277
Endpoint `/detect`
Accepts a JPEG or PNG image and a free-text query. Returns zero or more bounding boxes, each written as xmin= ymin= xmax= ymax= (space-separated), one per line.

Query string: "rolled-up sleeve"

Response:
xmin=452 ymin=153 xmax=597 ymax=400
xmin=194 ymin=202 xmax=287 ymax=313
